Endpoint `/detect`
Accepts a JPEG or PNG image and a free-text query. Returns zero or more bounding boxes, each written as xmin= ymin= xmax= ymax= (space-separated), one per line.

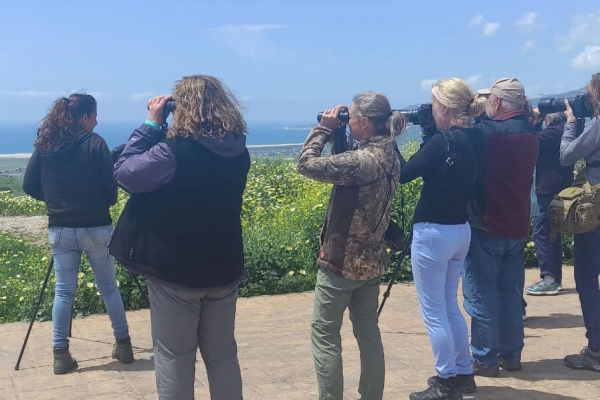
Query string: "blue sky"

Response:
xmin=1 ymin=0 xmax=599 ymax=122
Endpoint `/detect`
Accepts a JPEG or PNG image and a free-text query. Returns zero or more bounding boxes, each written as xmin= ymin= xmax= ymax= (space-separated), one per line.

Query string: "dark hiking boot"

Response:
xmin=427 ymin=374 xmax=476 ymax=394
xmin=410 ymin=376 xmax=463 ymax=400
xmin=473 ymin=362 xmax=500 ymax=377
xmin=112 ymin=336 xmax=134 ymax=364
xmin=564 ymin=347 xmax=600 ymax=372
xmin=53 ymin=346 xmax=78 ymax=374
xmin=500 ymin=358 xmax=522 ymax=372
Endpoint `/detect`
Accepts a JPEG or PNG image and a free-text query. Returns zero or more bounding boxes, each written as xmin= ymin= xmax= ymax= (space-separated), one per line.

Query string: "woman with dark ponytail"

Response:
xmin=23 ymin=93 xmax=134 ymax=375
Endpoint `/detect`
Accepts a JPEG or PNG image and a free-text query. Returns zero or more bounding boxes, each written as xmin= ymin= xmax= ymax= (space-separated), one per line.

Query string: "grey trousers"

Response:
xmin=148 ymin=280 xmax=243 ymax=400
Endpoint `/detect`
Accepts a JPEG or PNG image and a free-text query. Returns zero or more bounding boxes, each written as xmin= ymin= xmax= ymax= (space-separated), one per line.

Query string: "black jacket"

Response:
xmin=535 ymin=121 xmax=574 ymax=195
xmin=400 ymin=126 xmax=481 ymax=225
xmin=23 ymin=131 xmax=117 ymax=227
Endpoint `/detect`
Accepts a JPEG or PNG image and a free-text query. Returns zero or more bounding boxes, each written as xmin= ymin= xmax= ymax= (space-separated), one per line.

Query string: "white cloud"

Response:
xmin=208 ymin=24 xmax=284 ymax=59
xmin=130 ymin=92 xmax=153 ymax=101
xmin=465 ymin=74 xmax=483 ymax=86
xmin=211 ymin=24 xmax=283 ymax=33
xmin=0 ymin=90 xmax=60 ymax=98
xmin=516 ymin=12 xmax=541 ymax=33
xmin=483 ymin=22 xmax=500 ymax=36
xmin=523 ymin=40 xmax=535 ymax=51
xmin=571 ymin=45 xmax=600 ymax=69
xmin=469 ymin=15 xmax=500 ymax=37
xmin=420 ymin=79 xmax=437 ymax=91
xmin=470 ymin=15 xmax=485 ymax=27
xmin=556 ymin=11 xmax=600 ymax=52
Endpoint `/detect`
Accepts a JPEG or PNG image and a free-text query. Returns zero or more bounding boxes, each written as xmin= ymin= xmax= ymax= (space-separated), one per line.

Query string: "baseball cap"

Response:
xmin=487 ymin=78 xmax=526 ymax=106
xmin=476 ymin=88 xmax=491 ymax=95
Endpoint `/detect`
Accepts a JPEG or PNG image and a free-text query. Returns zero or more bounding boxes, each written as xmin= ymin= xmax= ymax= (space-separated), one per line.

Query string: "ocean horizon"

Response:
xmin=0 ymin=121 xmax=423 ymax=155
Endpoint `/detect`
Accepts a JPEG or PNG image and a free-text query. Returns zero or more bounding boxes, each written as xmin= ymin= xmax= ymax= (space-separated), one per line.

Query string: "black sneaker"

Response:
xmin=500 ymin=359 xmax=522 ymax=371
xmin=53 ymin=346 xmax=78 ymax=375
xmin=410 ymin=377 xmax=463 ymax=400
xmin=564 ymin=347 xmax=600 ymax=372
xmin=473 ymin=362 xmax=500 ymax=377
xmin=427 ymin=374 xmax=476 ymax=394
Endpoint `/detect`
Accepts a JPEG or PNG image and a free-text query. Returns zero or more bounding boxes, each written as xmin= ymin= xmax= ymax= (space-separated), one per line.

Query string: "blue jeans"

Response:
xmin=533 ymin=193 xmax=563 ymax=283
xmin=49 ymin=226 xmax=129 ymax=348
xmin=463 ymin=227 xmax=525 ymax=367
xmin=412 ymin=222 xmax=473 ymax=379
xmin=573 ymin=227 xmax=600 ymax=350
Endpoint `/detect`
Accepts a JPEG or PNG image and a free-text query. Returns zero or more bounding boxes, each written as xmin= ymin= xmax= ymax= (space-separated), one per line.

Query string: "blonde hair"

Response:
xmin=167 ymin=75 xmax=247 ymax=140
xmin=523 ymin=96 xmax=536 ymax=125
xmin=431 ymin=78 xmax=480 ymax=127
xmin=588 ymin=72 xmax=600 ymax=118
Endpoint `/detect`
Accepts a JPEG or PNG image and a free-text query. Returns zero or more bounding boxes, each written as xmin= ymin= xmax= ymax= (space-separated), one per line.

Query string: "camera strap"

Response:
xmin=437 ymin=131 xmax=457 ymax=176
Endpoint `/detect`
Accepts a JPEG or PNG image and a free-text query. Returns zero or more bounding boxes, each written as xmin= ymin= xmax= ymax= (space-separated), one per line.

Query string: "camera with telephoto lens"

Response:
xmin=317 ymin=107 xmax=349 ymax=124
xmin=399 ymin=103 xmax=434 ymax=127
xmin=537 ymin=92 xmax=593 ymax=119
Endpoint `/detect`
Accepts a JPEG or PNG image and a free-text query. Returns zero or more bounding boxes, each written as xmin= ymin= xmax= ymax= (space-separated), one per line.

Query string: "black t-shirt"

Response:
xmin=400 ymin=126 xmax=482 ymax=225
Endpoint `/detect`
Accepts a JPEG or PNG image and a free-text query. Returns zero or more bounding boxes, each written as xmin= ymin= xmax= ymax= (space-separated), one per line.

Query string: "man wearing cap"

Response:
xmin=463 ymin=78 xmax=539 ymax=377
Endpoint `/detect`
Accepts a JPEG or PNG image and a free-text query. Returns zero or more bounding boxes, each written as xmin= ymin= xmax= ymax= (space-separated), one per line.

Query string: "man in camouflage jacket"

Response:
xmin=296 ymin=97 xmax=401 ymax=400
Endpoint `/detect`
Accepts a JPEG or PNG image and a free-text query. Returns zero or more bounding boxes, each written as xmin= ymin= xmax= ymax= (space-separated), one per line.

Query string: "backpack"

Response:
xmin=547 ymin=164 xmax=600 ymax=242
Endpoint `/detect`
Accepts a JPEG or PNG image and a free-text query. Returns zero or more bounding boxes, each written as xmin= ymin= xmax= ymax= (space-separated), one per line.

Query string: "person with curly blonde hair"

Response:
xmin=110 ymin=75 xmax=250 ymax=400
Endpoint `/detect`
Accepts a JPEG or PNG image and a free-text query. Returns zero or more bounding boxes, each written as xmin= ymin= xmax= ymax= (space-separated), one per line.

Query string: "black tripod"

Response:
xmin=14 ymin=256 xmax=149 ymax=371
xmin=378 ymin=228 xmax=413 ymax=316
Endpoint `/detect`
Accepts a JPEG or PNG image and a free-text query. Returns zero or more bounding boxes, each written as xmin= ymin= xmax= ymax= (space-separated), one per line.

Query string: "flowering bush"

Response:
xmin=0 ymin=191 xmax=46 ymax=216
xmin=0 ymin=140 xmax=575 ymax=323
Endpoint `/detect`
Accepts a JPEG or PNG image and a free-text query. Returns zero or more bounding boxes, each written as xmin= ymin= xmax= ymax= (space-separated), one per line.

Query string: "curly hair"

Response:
xmin=167 ymin=75 xmax=247 ymax=140
xmin=34 ymin=93 xmax=96 ymax=152
xmin=588 ymin=72 xmax=600 ymax=118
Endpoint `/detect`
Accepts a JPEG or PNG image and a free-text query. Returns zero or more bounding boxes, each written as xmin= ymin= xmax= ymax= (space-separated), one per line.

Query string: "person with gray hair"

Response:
xmin=463 ymin=78 xmax=539 ymax=378
xmin=296 ymin=91 xmax=405 ymax=400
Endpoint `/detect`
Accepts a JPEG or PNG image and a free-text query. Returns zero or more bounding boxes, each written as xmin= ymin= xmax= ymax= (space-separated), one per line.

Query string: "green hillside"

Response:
xmin=0 ymin=175 xmax=24 ymax=196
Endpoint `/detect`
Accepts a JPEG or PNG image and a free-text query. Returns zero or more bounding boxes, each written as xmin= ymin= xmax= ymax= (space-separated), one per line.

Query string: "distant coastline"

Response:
xmin=0 ymin=153 xmax=32 ymax=158
xmin=0 ymin=142 xmax=307 ymax=159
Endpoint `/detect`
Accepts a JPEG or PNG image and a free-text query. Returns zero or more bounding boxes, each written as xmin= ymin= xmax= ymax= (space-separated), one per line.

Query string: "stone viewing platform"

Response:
xmin=0 ymin=266 xmax=597 ymax=399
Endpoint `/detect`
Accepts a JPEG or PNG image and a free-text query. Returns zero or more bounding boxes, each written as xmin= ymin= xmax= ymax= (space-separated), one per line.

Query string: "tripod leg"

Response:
xmin=378 ymin=229 xmax=413 ymax=316
xmin=15 ymin=258 xmax=54 ymax=371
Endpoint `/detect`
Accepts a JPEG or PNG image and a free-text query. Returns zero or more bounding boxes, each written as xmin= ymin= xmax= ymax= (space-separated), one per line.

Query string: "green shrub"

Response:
xmin=0 ymin=140 xmax=576 ymax=323
xmin=0 ymin=191 xmax=46 ymax=216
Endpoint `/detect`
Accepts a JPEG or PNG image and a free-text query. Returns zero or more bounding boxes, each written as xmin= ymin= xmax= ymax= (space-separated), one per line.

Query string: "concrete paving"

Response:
xmin=0 ymin=266 xmax=598 ymax=399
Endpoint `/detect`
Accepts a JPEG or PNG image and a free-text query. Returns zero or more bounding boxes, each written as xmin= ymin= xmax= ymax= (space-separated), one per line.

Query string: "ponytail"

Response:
xmin=34 ymin=93 xmax=96 ymax=152
xmin=387 ymin=111 xmax=408 ymax=137
xmin=470 ymin=96 xmax=487 ymax=118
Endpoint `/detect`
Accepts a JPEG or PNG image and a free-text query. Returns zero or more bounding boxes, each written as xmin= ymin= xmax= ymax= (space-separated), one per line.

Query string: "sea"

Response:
xmin=0 ymin=121 xmax=423 ymax=155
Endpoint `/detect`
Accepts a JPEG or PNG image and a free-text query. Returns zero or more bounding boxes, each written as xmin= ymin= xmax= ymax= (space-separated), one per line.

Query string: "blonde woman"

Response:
xmin=109 ymin=75 xmax=250 ymax=400
xmin=401 ymin=78 xmax=484 ymax=400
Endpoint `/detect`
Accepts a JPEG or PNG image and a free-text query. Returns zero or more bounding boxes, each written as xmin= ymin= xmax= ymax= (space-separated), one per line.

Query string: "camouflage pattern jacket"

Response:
xmin=296 ymin=125 xmax=401 ymax=281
